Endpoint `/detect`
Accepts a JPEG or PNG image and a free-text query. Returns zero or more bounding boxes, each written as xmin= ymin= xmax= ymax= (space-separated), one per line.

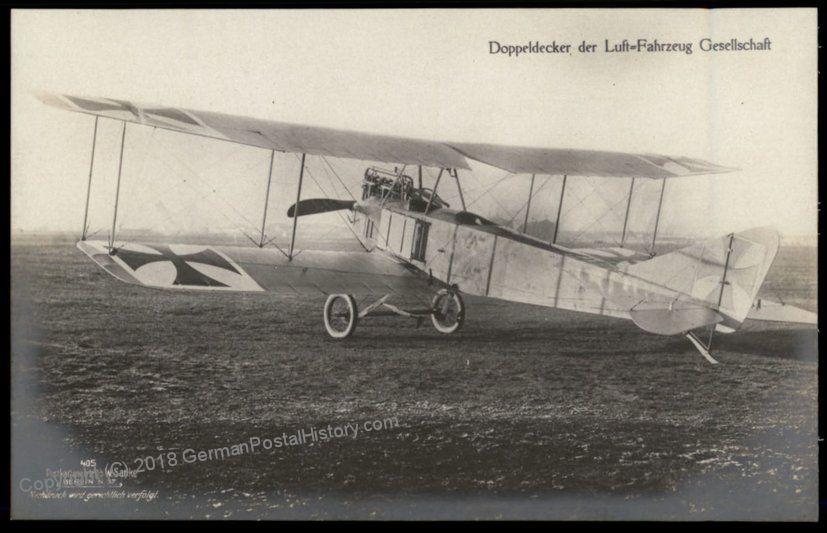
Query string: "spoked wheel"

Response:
xmin=323 ymin=294 xmax=358 ymax=339
xmin=430 ymin=288 xmax=465 ymax=334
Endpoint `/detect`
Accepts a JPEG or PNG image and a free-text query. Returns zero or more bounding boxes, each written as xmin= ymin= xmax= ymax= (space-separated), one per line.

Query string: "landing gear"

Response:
xmin=321 ymin=289 xmax=465 ymax=339
xmin=430 ymin=288 xmax=465 ymax=334
xmin=323 ymin=294 xmax=358 ymax=339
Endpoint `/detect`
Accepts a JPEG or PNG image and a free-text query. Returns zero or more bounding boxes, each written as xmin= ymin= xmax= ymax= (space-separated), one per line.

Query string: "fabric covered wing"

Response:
xmin=451 ymin=143 xmax=737 ymax=178
xmin=38 ymin=92 xmax=736 ymax=179
xmin=567 ymin=246 xmax=653 ymax=267
xmin=745 ymin=300 xmax=817 ymax=326
xmin=37 ymin=92 xmax=469 ymax=170
xmin=77 ymin=240 xmax=435 ymax=297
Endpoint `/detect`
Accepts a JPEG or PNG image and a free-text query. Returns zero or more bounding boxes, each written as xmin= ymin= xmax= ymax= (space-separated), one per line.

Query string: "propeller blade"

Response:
xmin=286 ymin=198 xmax=356 ymax=218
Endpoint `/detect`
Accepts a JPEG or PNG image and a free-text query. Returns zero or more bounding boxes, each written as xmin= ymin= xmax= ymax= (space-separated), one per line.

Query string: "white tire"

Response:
xmin=323 ymin=294 xmax=358 ymax=339
xmin=430 ymin=289 xmax=465 ymax=334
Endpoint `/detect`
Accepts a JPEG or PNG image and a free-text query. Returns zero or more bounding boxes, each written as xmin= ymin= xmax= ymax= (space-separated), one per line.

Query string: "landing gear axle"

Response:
xmin=321 ymin=288 xmax=465 ymax=339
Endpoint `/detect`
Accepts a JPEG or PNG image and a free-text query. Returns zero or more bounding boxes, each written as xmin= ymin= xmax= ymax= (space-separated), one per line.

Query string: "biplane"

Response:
xmin=37 ymin=92 xmax=817 ymax=364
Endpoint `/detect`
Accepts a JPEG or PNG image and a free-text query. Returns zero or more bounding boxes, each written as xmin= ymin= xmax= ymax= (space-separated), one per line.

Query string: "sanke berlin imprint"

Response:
xmin=489 ymin=37 xmax=772 ymax=57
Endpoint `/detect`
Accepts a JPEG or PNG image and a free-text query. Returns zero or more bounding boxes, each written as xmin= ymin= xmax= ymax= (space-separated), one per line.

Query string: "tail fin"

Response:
xmin=624 ymin=227 xmax=780 ymax=334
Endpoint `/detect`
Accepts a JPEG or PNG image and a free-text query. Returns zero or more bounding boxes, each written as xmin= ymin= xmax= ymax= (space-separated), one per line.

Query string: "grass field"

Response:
xmin=10 ymin=240 xmax=818 ymax=519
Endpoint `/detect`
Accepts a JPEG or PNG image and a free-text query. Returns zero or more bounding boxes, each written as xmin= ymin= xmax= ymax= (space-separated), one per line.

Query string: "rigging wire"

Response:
xmin=565 ymin=190 xmax=631 ymax=247
xmin=505 ymin=176 xmax=554 ymax=228
xmin=466 ymin=169 xmax=516 ymax=212
xmin=565 ymin=176 xmax=661 ymax=252
xmin=152 ymin=139 xmax=262 ymax=236
xmin=293 ymin=153 xmax=369 ymax=253
xmin=105 ymin=124 xmax=161 ymax=250
xmin=88 ymin=123 xmax=156 ymax=241
xmin=320 ymin=155 xmax=358 ymax=201
xmin=149 ymin=142 xmax=263 ymax=245
xmin=116 ymin=126 xmax=159 ymax=236
xmin=156 ymin=131 xmax=267 ymax=234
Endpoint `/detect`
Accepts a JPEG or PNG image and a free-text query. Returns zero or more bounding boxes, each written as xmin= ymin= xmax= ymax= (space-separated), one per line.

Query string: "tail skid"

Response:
xmin=621 ymin=227 xmax=783 ymax=364
xmin=685 ymin=331 xmax=720 ymax=364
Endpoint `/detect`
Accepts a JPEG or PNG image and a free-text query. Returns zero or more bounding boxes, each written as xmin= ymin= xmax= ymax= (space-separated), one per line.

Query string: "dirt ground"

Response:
xmin=10 ymin=241 xmax=818 ymax=519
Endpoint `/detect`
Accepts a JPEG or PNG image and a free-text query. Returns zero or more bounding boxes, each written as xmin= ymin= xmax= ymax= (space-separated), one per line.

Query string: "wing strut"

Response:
xmin=716 ymin=233 xmax=735 ymax=310
xmin=522 ymin=173 xmax=536 ymax=233
xmin=108 ymin=121 xmax=127 ymax=252
xmin=620 ymin=177 xmax=636 ymax=248
xmin=81 ymin=116 xmax=99 ymax=241
xmin=650 ymin=179 xmax=667 ymax=255
xmin=288 ymin=153 xmax=306 ymax=260
xmin=449 ymin=168 xmax=467 ymax=210
xmin=259 ymin=150 xmax=276 ymax=247
xmin=425 ymin=168 xmax=445 ymax=214
xmin=552 ymin=174 xmax=568 ymax=244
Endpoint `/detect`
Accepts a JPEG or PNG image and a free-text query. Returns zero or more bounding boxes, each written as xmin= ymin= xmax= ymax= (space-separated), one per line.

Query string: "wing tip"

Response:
xmin=708 ymin=164 xmax=741 ymax=175
xmin=32 ymin=90 xmax=66 ymax=109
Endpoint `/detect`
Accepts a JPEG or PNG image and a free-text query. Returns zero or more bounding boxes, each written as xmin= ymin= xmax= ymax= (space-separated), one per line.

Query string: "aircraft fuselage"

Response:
xmin=352 ymin=200 xmax=633 ymax=322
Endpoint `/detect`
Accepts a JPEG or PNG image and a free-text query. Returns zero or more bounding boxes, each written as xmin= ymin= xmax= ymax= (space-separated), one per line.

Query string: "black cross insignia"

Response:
xmin=112 ymin=244 xmax=240 ymax=287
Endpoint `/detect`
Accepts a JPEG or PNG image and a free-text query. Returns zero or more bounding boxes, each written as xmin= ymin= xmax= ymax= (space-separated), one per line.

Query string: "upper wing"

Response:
xmin=36 ymin=93 xmax=469 ymax=170
xmin=38 ymin=92 xmax=736 ymax=179
xmin=451 ymin=143 xmax=737 ymax=178
xmin=77 ymin=240 xmax=436 ymax=297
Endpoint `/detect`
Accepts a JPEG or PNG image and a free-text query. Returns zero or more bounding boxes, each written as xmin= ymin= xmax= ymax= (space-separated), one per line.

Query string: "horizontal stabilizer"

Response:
xmin=287 ymin=198 xmax=356 ymax=218
xmin=623 ymin=227 xmax=780 ymax=332
xmin=630 ymin=304 xmax=723 ymax=335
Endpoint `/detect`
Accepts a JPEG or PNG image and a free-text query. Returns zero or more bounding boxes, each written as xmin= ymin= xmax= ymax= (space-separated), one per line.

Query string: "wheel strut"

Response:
xmin=321 ymin=290 xmax=466 ymax=339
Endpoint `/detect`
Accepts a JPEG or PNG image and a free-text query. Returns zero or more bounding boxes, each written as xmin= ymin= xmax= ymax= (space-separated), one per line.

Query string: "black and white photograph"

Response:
xmin=9 ymin=7 xmax=818 ymax=520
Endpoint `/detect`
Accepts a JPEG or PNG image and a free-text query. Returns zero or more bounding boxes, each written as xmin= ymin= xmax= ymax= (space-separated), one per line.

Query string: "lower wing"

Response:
xmin=77 ymin=240 xmax=435 ymax=297
xmin=740 ymin=299 xmax=817 ymax=330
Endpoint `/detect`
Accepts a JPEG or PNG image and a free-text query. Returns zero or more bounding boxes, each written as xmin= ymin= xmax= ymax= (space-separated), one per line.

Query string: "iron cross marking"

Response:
xmin=113 ymin=244 xmax=241 ymax=287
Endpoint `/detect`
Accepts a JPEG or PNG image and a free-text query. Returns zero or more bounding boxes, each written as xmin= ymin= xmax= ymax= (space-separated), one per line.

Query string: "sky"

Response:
xmin=11 ymin=9 xmax=818 ymax=244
